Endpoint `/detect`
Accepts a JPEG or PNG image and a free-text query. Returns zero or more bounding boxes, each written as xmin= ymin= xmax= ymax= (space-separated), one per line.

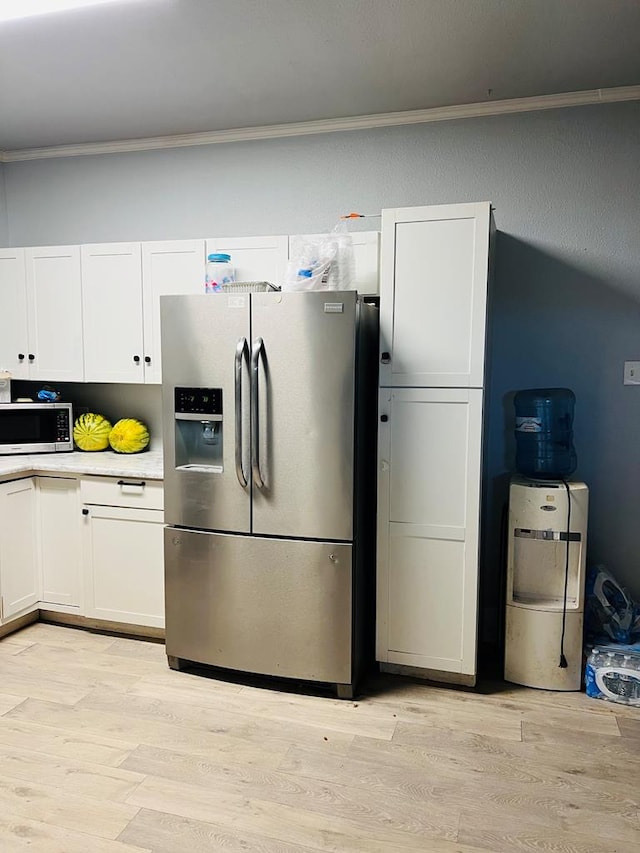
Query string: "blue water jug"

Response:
xmin=514 ymin=388 xmax=577 ymax=480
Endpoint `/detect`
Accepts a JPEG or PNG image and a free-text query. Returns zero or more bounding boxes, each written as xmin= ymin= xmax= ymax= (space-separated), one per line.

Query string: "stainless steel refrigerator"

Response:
xmin=161 ymin=291 xmax=378 ymax=698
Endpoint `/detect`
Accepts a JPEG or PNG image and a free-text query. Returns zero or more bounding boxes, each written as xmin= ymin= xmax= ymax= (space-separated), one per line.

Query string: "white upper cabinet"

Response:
xmin=0 ymin=248 xmax=29 ymax=378
xmin=25 ymin=246 xmax=84 ymax=382
xmin=379 ymin=203 xmax=491 ymax=388
xmin=82 ymin=240 xmax=205 ymax=385
xmin=82 ymin=243 xmax=144 ymax=383
xmin=206 ymin=235 xmax=288 ymax=288
xmin=350 ymin=231 xmax=380 ymax=296
xmin=142 ymin=240 xmax=205 ymax=384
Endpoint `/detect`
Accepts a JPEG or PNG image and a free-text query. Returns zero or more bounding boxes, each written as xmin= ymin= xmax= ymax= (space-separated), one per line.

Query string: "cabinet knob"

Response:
xmin=18 ymin=353 xmax=24 ymax=361
xmin=133 ymin=355 xmax=141 ymax=363
xmin=381 ymin=351 xmax=391 ymax=364
xmin=28 ymin=353 xmax=35 ymax=362
xmin=82 ymin=508 xmax=89 ymax=516
xmin=144 ymin=356 xmax=151 ymax=364
xmin=380 ymin=414 xmax=389 ymax=423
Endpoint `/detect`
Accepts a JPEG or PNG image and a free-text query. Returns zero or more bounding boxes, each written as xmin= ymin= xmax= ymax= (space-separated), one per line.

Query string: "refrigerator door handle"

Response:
xmin=234 ymin=337 xmax=249 ymax=488
xmin=251 ymin=336 xmax=266 ymax=489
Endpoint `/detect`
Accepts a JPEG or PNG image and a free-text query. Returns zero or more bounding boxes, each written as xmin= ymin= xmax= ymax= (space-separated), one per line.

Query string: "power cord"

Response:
xmin=559 ymin=479 xmax=572 ymax=668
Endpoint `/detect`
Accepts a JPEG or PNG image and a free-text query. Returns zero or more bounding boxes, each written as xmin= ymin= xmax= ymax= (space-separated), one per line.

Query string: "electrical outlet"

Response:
xmin=623 ymin=361 xmax=640 ymax=385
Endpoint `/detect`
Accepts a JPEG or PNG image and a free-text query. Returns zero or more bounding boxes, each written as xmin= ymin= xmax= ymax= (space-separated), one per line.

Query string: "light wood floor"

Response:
xmin=0 ymin=623 xmax=638 ymax=852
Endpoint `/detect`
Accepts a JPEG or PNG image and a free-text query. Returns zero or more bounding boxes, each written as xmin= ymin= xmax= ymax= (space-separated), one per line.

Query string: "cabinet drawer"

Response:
xmin=80 ymin=475 xmax=163 ymax=510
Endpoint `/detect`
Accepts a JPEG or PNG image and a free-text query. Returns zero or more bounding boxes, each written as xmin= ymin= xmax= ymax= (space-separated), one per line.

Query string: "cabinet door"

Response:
xmin=142 ymin=239 xmax=205 ymax=384
xmin=380 ymin=203 xmax=490 ymax=388
xmin=206 ymin=236 xmax=288 ymax=288
xmin=0 ymin=478 xmax=39 ymax=621
xmin=37 ymin=477 xmax=82 ymax=608
xmin=376 ymin=388 xmax=483 ymax=677
xmin=82 ymin=243 xmax=144 ymax=383
xmin=83 ymin=505 xmax=164 ymax=628
xmin=0 ymin=249 xmax=29 ymax=379
xmin=25 ymin=246 xmax=84 ymax=381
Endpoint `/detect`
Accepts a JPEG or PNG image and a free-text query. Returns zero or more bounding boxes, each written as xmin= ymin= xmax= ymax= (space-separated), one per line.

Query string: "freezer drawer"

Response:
xmin=165 ymin=528 xmax=353 ymax=684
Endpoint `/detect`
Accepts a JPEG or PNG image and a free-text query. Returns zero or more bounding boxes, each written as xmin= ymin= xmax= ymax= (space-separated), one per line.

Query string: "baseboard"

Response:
xmin=380 ymin=661 xmax=476 ymax=687
xmin=38 ymin=610 xmax=165 ymax=642
xmin=0 ymin=610 xmax=39 ymax=640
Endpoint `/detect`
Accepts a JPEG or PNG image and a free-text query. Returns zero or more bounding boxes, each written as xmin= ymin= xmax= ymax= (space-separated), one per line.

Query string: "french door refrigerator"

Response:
xmin=161 ymin=291 xmax=378 ymax=698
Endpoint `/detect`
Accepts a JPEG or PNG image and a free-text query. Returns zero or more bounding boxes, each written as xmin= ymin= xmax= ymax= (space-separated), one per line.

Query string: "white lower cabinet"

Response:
xmin=82 ymin=478 xmax=165 ymax=629
xmin=376 ymin=388 xmax=483 ymax=680
xmin=37 ymin=476 xmax=82 ymax=610
xmin=0 ymin=478 xmax=39 ymax=622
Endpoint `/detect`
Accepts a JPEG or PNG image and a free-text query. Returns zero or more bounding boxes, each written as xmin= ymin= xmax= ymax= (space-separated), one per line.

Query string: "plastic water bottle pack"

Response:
xmin=585 ymin=644 xmax=640 ymax=706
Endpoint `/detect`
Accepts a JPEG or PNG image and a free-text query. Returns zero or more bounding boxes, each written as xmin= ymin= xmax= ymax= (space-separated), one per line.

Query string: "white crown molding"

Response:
xmin=1 ymin=84 xmax=639 ymax=163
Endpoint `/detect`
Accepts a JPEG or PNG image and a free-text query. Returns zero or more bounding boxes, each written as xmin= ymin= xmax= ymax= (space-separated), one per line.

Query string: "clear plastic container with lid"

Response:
xmin=205 ymin=253 xmax=235 ymax=293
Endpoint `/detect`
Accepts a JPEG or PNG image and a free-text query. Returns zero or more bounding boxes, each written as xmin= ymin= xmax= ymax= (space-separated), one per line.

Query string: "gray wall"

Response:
xmin=3 ymin=102 xmax=640 ymax=630
xmin=0 ymin=164 xmax=8 ymax=246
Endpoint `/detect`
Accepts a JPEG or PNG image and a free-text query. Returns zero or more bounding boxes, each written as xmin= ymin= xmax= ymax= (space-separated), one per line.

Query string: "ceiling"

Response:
xmin=0 ymin=0 xmax=639 ymax=153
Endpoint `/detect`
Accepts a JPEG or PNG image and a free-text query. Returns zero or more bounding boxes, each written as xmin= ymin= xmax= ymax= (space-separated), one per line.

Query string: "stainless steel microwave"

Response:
xmin=0 ymin=402 xmax=73 ymax=455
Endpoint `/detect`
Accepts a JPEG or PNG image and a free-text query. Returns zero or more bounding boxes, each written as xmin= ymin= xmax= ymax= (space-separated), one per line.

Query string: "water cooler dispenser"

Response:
xmin=505 ymin=478 xmax=589 ymax=690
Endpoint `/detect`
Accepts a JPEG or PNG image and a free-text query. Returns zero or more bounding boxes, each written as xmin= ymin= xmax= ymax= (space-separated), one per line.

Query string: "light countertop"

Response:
xmin=0 ymin=449 xmax=164 ymax=481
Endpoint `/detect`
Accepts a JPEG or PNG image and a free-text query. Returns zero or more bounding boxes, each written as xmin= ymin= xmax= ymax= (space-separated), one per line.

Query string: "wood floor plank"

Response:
xmin=0 ymin=813 xmax=151 ymax=853
xmin=457 ymin=787 xmax=640 ymax=846
xmin=77 ymin=686 xmax=360 ymax=751
xmin=279 ymin=741 xmax=463 ymax=799
xmin=280 ymin=739 xmax=640 ymax=842
xmin=0 ymin=743 xmax=145 ymax=803
xmin=392 ymin=720 xmax=638 ymax=795
xmin=119 ymin=806 xmax=483 ymax=853
xmin=0 ymin=694 xmax=26 ymax=715
xmin=367 ymin=675 xmax=624 ymax=719
xmin=0 ymin=639 xmax=35 ymax=657
xmin=127 ymin=678 xmax=398 ymax=740
xmin=387 ymin=697 xmax=522 ymax=740
xmin=617 ymin=715 xmax=640 ymax=739
xmin=0 ymin=717 xmax=137 ymax=767
xmin=520 ymin=704 xmax=620 ymax=736
xmin=119 ymin=741 xmax=459 ymax=841
xmin=126 ymin=774 xmax=460 ymax=851
xmin=0 ymin=647 xmax=141 ymax=694
xmin=351 ymin=728 xmax=640 ymax=809
xmin=0 ymin=670 xmax=93 ymax=706
xmin=522 ymin=720 xmax=634 ymax=755
xmin=458 ymin=809 xmax=640 ymax=853
xmin=12 ymin=641 xmax=170 ymax=679
xmin=9 ymin=623 xmax=117 ymax=652
xmin=104 ymin=637 xmax=166 ymax=662
xmin=0 ymin=772 xmax=139 ymax=840
xmin=6 ymin=698 xmax=294 ymax=769
xmin=119 ymin=807 xmax=332 ymax=853
xmin=368 ymin=677 xmax=624 ymax=736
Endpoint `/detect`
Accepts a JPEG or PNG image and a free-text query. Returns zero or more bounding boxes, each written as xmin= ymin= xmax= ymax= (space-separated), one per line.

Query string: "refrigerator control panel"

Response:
xmin=175 ymin=387 xmax=223 ymax=415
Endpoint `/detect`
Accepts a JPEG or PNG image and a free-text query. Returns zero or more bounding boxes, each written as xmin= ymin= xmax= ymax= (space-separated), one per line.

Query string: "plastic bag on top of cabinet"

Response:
xmin=284 ymin=219 xmax=355 ymax=292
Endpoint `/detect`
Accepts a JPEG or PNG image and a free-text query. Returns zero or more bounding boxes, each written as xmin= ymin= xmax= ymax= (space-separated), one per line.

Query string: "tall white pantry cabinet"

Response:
xmin=377 ymin=202 xmax=493 ymax=685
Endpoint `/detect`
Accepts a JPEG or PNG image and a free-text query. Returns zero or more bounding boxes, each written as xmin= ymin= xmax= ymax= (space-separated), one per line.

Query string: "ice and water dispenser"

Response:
xmin=173 ymin=387 xmax=223 ymax=472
